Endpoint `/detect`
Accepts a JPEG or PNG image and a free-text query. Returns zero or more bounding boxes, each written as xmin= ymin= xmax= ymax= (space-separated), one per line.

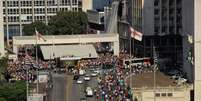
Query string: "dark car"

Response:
xmin=73 ymin=75 xmax=79 ymax=80
xmin=80 ymin=97 xmax=87 ymax=101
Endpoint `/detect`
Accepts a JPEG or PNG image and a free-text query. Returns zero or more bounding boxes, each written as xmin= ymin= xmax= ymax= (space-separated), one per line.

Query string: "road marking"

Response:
xmin=66 ymin=75 xmax=73 ymax=101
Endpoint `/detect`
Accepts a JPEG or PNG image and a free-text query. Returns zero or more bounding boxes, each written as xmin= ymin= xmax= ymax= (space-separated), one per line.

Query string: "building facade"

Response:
xmin=182 ymin=0 xmax=201 ymax=100
xmin=128 ymin=0 xmax=183 ymax=68
xmin=133 ymin=87 xmax=191 ymax=101
xmin=130 ymin=0 xmax=182 ymax=36
xmin=2 ymin=0 xmax=82 ymax=40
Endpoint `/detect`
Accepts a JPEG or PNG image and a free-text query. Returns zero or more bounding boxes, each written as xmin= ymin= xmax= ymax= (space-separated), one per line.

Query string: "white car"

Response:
xmin=84 ymin=75 xmax=91 ymax=81
xmin=77 ymin=79 xmax=83 ymax=84
xmin=91 ymin=73 xmax=97 ymax=77
xmin=86 ymin=87 xmax=93 ymax=97
xmin=94 ymin=70 xmax=100 ymax=74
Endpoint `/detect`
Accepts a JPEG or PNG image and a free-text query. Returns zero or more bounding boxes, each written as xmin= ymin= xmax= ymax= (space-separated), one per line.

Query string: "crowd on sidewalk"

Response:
xmin=6 ymin=52 xmax=51 ymax=82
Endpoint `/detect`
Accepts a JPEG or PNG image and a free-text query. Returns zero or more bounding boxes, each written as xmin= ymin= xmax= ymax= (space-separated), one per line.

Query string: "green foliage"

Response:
xmin=23 ymin=21 xmax=48 ymax=36
xmin=0 ymin=81 xmax=26 ymax=101
xmin=48 ymin=11 xmax=88 ymax=35
xmin=0 ymin=56 xmax=8 ymax=80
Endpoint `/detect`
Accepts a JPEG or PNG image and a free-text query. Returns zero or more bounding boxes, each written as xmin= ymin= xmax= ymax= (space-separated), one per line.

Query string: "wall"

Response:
xmin=133 ymin=87 xmax=190 ymax=101
xmin=82 ymin=0 xmax=93 ymax=12
xmin=182 ymin=0 xmax=194 ymax=82
xmin=92 ymin=0 xmax=112 ymax=10
xmin=143 ymin=0 xmax=154 ymax=35
xmin=0 ymin=0 xmax=5 ymax=56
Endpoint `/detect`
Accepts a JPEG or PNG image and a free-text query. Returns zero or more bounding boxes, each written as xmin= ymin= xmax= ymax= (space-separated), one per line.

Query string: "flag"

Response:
xmin=153 ymin=46 xmax=158 ymax=64
xmin=130 ymin=26 xmax=143 ymax=41
xmin=35 ymin=28 xmax=46 ymax=41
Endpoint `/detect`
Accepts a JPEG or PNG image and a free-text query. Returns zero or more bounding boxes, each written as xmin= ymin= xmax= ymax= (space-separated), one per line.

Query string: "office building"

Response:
xmin=182 ymin=0 xmax=201 ymax=100
xmin=2 ymin=0 xmax=81 ymax=38
xmin=128 ymin=0 xmax=201 ymax=100
xmin=128 ymin=0 xmax=183 ymax=69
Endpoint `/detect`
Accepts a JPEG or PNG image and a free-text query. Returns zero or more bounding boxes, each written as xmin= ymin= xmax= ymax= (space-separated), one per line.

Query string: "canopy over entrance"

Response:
xmin=40 ymin=44 xmax=98 ymax=60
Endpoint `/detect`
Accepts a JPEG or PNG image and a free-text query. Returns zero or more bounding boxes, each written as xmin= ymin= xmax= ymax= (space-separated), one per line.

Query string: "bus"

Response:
xmin=123 ymin=57 xmax=152 ymax=68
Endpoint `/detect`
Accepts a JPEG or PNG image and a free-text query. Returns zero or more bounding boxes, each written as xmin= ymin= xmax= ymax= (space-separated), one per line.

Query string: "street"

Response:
xmin=47 ymin=74 xmax=68 ymax=101
xmin=69 ymin=68 xmax=99 ymax=101
xmin=47 ymin=67 xmax=100 ymax=101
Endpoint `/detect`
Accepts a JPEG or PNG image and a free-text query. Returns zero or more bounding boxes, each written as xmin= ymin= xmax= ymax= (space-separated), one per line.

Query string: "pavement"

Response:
xmin=47 ymin=73 xmax=68 ymax=101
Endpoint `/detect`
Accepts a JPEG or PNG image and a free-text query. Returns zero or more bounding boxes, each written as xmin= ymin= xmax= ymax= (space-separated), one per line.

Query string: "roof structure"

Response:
xmin=40 ymin=44 xmax=98 ymax=60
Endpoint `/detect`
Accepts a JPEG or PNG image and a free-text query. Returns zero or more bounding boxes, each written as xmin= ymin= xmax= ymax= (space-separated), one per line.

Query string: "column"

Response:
xmin=0 ymin=0 xmax=4 ymax=56
xmin=194 ymin=0 xmax=201 ymax=100
xmin=113 ymin=41 xmax=119 ymax=56
xmin=13 ymin=45 xmax=18 ymax=59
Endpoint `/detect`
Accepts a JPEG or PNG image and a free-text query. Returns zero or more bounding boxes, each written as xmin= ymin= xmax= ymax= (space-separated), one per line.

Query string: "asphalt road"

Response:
xmin=69 ymin=68 xmax=99 ymax=101
xmin=48 ymin=73 xmax=68 ymax=101
xmin=47 ymin=68 xmax=100 ymax=101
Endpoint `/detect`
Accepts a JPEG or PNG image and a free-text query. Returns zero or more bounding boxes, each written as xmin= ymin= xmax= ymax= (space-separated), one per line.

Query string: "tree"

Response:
xmin=48 ymin=11 xmax=88 ymax=35
xmin=0 ymin=56 xmax=8 ymax=81
xmin=23 ymin=21 xmax=48 ymax=36
xmin=0 ymin=81 xmax=26 ymax=101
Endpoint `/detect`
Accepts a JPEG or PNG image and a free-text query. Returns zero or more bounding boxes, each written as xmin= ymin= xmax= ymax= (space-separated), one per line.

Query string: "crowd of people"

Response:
xmin=6 ymin=52 xmax=51 ymax=82
xmin=4 ymin=46 xmax=155 ymax=100
xmin=76 ymin=52 xmax=133 ymax=101
xmin=96 ymin=68 xmax=133 ymax=101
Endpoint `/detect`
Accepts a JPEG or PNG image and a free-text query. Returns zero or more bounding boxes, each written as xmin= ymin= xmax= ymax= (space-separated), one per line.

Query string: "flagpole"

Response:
xmin=153 ymin=41 xmax=157 ymax=101
xmin=26 ymin=47 xmax=29 ymax=100
xmin=35 ymin=27 xmax=39 ymax=94
xmin=129 ymin=24 xmax=132 ymax=88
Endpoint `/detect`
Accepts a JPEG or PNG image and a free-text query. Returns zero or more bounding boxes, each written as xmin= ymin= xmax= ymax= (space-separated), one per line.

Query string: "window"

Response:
xmin=154 ymin=9 xmax=159 ymax=15
xmin=154 ymin=0 xmax=159 ymax=6
xmin=34 ymin=0 xmax=45 ymax=6
xmin=161 ymin=93 xmax=166 ymax=97
xmin=167 ymin=93 xmax=173 ymax=97
xmin=3 ymin=1 xmax=6 ymax=7
xmin=34 ymin=8 xmax=45 ymax=14
xmin=21 ymin=1 xmax=32 ymax=6
xmin=72 ymin=0 xmax=78 ymax=5
xmin=155 ymin=93 xmax=160 ymax=97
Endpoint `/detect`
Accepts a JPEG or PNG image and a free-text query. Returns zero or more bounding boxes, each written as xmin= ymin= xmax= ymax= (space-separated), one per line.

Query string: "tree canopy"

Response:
xmin=48 ymin=11 xmax=88 ymax=35
xmin=23 ymin=11 xmax=88 ymax=35
xmin=0 ymin=81 xmax=26 ymax=101
xmin=23 ymin=21 xmax=48 ymax=36
xmin=0 ymin=56 xmax=8 ymax=81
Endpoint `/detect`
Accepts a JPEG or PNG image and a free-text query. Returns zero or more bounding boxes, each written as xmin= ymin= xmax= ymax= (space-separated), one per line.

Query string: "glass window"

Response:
xmin=167 ymin=93 xmax=173 ymax=97
xmin=161 ymin=93 xmax=166 ymax=97
xmin=155 ymin=93 xmax=160 ymax=97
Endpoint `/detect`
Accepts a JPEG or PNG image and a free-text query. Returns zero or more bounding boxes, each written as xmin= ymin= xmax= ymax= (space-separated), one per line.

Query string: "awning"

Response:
xmin=40 ymin=44 xmax=98 ymax=60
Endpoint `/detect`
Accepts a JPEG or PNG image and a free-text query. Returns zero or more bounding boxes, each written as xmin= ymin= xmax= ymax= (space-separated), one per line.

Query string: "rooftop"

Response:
xmin=126 ymin=71 xmax=177 ymax=88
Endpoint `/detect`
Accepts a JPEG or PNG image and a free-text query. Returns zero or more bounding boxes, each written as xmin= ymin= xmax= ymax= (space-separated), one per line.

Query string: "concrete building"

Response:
xmin=2 ymin=0 xmax=81 ymax=38
xmin=130 ymin=0 xmax=182 ymax=35
xmin=128 ymin=0 xmax=201 ymax=100
xmin=182 ymin=0 xmax=201 ymax=100
xmin=80 ymin=0 xmax=92 ymax=12
xmin=0 ymin=0 xmax=5 ymax=56
xmin=127 ymin=71 xmax=191 ymax=101
xmin=12 ymin=33 xmax=120 ymax=58
xmin=126 ymin=0 xmax=183 ymax=69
